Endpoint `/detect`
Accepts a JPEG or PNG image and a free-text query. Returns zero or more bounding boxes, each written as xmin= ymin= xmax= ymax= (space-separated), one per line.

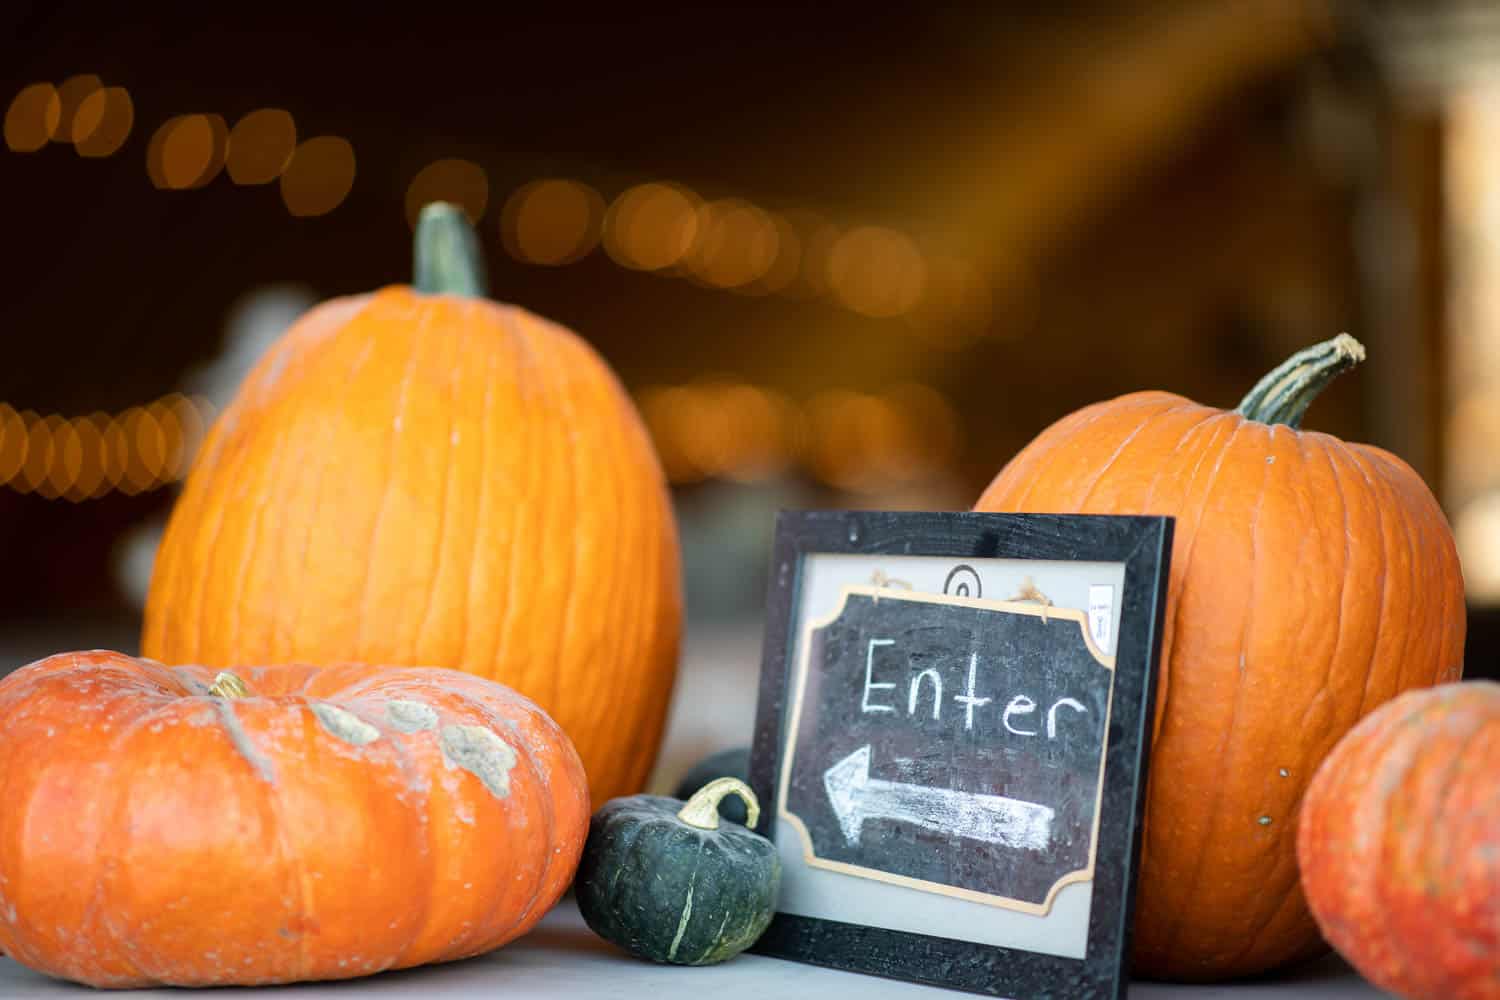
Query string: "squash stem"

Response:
xmin=1235 ymin=333 xmax=1366 ymax=428
xmin=413 ymin=202 xmax=489 ymax=298
xmin=678 ymin=777 xmax=761 ymax=831
xmin=207 ymin=670 xmax=251 ymax=699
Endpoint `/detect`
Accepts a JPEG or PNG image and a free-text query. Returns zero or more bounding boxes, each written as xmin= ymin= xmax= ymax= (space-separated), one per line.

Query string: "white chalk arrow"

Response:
xmin=822 ymin=745 xmax=1054 ymax=850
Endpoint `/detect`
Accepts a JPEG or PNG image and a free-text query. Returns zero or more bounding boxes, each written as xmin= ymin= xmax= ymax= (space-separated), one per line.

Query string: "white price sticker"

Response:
xmin=1087 ymin=585 xmax=1114 ymax=649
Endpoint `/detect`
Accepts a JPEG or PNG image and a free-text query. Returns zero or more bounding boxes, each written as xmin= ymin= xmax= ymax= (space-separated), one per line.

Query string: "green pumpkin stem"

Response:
xmin=413 ymin=202 xmax=489 ymax=298
xmin=678 ymin=777 xmax=761 ymax=831
xmin=207 ymin=670 xmax=251 ymax=699
xmin=1234 ymin=333 xmax=1366 ymax=428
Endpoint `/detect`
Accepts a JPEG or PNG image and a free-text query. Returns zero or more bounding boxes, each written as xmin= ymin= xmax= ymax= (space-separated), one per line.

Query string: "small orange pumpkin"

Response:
xmin=974 ymin=335 xmax=1466 ymax=980
xmin=1298 ymin=682 xmax=1500 ymax=1000
xmin=0 ymin=650 xmax=589 ymax=988
xmin=142 ymin=204 xmax=682 ymax=807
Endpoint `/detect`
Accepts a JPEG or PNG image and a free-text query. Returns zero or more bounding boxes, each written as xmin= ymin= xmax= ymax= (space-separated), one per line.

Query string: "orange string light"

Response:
xmin=0 ymin=396 xmax=215 ymax=501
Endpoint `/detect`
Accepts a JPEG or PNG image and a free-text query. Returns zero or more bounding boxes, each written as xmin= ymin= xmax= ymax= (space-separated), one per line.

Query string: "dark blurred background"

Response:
xmin=4 ymin=0 xmax=1500 ymax=727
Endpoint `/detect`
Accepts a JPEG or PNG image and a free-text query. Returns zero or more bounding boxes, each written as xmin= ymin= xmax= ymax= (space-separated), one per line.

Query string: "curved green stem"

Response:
xmin=1235 ymin=333 xmax=1366 ymax=428
xmin=414 ymin=202 xmax=488 ymax=297
xmin=677 ymin=777 xmax=761 ymax=831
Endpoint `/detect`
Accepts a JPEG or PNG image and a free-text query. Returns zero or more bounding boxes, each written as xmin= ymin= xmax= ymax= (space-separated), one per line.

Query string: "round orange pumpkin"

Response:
xmin=142 ymin=203 xmax=682 ymax=807
xmin=1297 ymin=681 xmax=1500 ymax=1000
xmin=973 ymin=335 xmax=1466 ymax=980
xmin=0 ymin=650 xmax=589 ymax=987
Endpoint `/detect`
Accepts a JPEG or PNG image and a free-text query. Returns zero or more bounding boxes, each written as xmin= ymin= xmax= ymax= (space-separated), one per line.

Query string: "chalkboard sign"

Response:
xmin=780 ymin=587 xmax=1112 ymax=911
xmin=748 ymin=511 xmax=1172 ymax=1000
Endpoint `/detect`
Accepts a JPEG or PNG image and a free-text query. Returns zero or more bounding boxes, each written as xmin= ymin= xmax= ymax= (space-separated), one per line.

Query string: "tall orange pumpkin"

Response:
xmin=974 ymin=335 xmax=1465 ymax=980
xmin=143 ymin=204 xmax=682 ymax=806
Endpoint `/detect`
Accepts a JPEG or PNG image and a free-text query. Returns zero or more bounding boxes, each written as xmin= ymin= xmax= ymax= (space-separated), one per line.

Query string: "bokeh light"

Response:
xmin=4 ymin=83 xmax=62 ymax=152
xmin=911 ymin=254 xmax=994 ymax=346
xmin=122 ymin=406 xmax=164 ymax=493
xmin=748 ymin=212 xmax=803 ymax=295
xmin=792 ymin=212 xmax=842 ymax=299
xmin=604 ymin=182 xmax=701 ymax=271
xmin=638 ymin=380 xmax=958 ymax=491
xmin=67 ymin=415 xmax=106 ymax=501
xmin=686 ymin=199 xmax=780 ymax=289
xmin=147 ymin=113 xmax=229 ymax=190
xmin=805 ymin=390 xmax=905 ymax=492
xmin=0 ymin=405 xmax=27 ymax=484
xmin=72 ymin=86 xmax=134 ymax=158
xmin=226 ymin=108 xmax=296 ymax=185
xmin=102 ymin=415 xmax=131 ymax=494
xmin=404 ymin=158 xmax=489 ymax=229
xmin=280 ymin=136 xmax=356 ymax=216
xmin=22 ymin=415 xmax=60 ymax=496
xmin=826 ymin=226 xmax=927 ymax=318
xmin=52 ymin=74 xmax=102 ymax=145
xmin=0 ymin=396 xmax=215 ymax=498
xmin=501 ymin=178 xmax=604 ymax=266
xmin=45 ymin=419 xmax=82 ymax=499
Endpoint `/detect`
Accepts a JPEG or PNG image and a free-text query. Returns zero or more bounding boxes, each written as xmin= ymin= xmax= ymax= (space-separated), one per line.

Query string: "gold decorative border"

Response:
xmin=776 ymin=583 xmax=1117 ymax=916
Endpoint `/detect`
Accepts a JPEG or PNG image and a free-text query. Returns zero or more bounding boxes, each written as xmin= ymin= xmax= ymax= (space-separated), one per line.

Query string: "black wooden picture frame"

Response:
xmin=747 ymin=510 xmax=1174 ymax=1000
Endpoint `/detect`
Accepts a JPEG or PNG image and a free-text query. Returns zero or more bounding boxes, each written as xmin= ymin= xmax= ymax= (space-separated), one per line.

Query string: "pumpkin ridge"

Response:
xmin=363 ymin=702 xmax=436 ymax=970
xmin=91 ymin=695 xmax=189 ymax=985
xmin=1371 ymin=701 xmax=1460 ymax=997
xmin=563 ymin=322 xmax=626 ymax=759
xmin=1149 ymin=411 xmax=1243 ymax=715
xmin=1423 ymin=713 xmax=1495 ymax=996
xmin=353 ymin=308 xmax=430 ymax=661
xmin=1336 ymin=445 xmax=1393 ymax=721
xmin=1309 ymin=687 xmax=1422 ymax=983
xmin=1013 ymin=395 xmax=1175 ymax=510
xmin=995 ymin=400 xmax=1106 ymax=510
xmin=1134 ymin=409 xmax=1234 ymax=752
xmin=244 ymin=350 xmax=317 ymax=666
xmin=1075 ymin=402 xmax=1201 ymax=510
xmin=410 ymin=308 xmax=460 ymax=656
xmin=1218 ymin=428 xmax=1324 ymax=972
xmin=1131 ymin=412 xmax=1244 ymax=943
xmin=1161 ymin=424 xmax=1275 ymax=963
xmin=501 ymin=307 xmax=549 ymax=704
xmin=1366 ymin=697 xmax=1448 ymax=993
xmin=1309 ymin=433 xmax=1354 ymax=730
xmin=169 ymin=385 xmax=254 ymax=662
xmin=537 ymin=313 xmax=585 ymax=739
xmin=454 ymin=313 xmax=497 ymax=673
xmin=277 ymin=335 xmax=346 ymax=666
xmin=1367 ymin=447 xmax=1466 ymax=686
xmin=479 ymin=702 xmax=556 ymax=950
xmin=272 ymin=705 xmax=316 ymax=981
xmin=1374 ymin=447 xmax=1425 ymax=706
xmin=488 ymin=309 xmax=537 ymax=699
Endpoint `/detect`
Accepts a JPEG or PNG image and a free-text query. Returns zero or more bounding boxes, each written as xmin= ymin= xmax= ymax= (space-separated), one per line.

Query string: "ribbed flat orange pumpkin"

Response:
xmin=1298 ymin=681 xmax=1500 ymax=1000
xmin=142 ymin=204 xmax=682 ymax=807
xmin=974 ymin=335 xmax=1466 ymax=980
xmin=0 ymin=650 xmax=589 ymax=987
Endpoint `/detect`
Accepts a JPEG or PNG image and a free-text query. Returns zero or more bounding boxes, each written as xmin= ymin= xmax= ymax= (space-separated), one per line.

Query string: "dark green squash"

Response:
xmin=671 ymin=746 xmax=751 ymax=825
xmin=575 ymin=777 xmax=780 ymax=965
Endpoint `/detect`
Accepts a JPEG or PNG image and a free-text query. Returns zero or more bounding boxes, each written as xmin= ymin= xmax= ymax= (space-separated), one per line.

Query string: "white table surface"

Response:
xmin=0 ymin=618 xmax=1390 ymax=998
xmin=0 ymin=895 xmax=1389 ymax=998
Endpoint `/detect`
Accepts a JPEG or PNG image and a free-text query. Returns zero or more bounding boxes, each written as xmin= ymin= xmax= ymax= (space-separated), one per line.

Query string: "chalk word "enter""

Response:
xmin=860 ymin=638 xmax=1087 ymax=736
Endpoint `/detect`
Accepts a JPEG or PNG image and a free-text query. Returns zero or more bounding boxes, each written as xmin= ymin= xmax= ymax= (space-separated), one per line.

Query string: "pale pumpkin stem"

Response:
xmin=677 ymin=777 xmax=761 ymax=831
xmin=414 ymin=201 xmax=489 ymax=298
xmin=1235 ymin=333 xmax=1366 ymax=428
xmin=207 ymin=670 xmax=251 ymax=699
